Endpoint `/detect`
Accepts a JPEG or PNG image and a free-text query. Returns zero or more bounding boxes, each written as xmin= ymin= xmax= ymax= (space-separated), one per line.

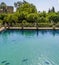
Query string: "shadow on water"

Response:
xmin=0 ymin=29 xmax=59 ymax=37
xmin=1 ymin=60 xmax=7 ymax=63
xmin=22 ymin=58 xmax=28 ymax=62
xmin=22 ymin=58 xmax=28 ymax=65
xmin=5 ymin=62 xmax=10 ymax=65
xmin=45 ymin=61 xmax=49 ymax=64
xmin=1 ymin=60 xmax=10 ymax=65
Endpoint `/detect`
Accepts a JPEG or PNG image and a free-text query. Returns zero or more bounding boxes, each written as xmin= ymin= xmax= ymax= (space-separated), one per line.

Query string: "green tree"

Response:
xmin=39 ymin=11 xmax=47 ymax=17
xmin=48 ymin=8 xmax=51 ymax=13
xmin=0 ymin=20 xmax=3 ymax=26
xmin=27 ymin=13 xmax=38 ymax=23
xmin=38 ymin=17 xmax=47 ymax=23
xmin=0 ymin=13 xmax=7 ymax=20
xmin=51 ymin=7 xmax=55 ymax=12
xmin=48 ymin=7 xmax=55 ymax=13
xmin=3 ymin=14 xmax=11 ymax=25
xmin=48 ymin=12 xmax=59 ymax=23
xmin=0 ymin=2 xmax=7 ymax=13
xmin=14 ymin=1 xmax=23 ymax=9
xmin=18 ymin=11 xmax=28 ymax=23
xmin=15 ymin=1 xmax=37 ymax=13
xmin=4 ymin=14 xmax=18 ymax=26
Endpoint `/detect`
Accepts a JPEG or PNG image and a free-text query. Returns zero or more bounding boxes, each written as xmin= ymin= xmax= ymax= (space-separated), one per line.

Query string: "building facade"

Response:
xmin=0 ymin=6 xmax=14 ymax=13
xmin=7 ymin=6 xmax=13 ymax=13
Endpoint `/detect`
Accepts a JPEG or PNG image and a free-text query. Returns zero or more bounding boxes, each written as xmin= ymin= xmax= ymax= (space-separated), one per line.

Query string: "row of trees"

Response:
xmin=0 ymin=1 xmax=59 ymax=27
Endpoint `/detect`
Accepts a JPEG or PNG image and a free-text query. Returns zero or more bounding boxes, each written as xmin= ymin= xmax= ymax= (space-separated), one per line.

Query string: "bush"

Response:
xmin=0 ymin=20 xmax=3 ymax=27
xmin=38 ymin=23 xmax=52 ymax=27
xmin=27 ymin=13 xmax=38 ymax=23
xmin=38 ymin=17 xmax=48 ymax=23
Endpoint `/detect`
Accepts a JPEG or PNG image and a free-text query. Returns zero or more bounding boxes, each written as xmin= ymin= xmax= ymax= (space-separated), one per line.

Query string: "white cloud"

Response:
xmin=58 ymin=0 xmax=59 ymax=3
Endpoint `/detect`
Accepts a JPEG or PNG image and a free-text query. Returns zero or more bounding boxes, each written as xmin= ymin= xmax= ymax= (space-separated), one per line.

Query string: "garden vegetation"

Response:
xmin=0 ymin=1 xmax=59 ymax=27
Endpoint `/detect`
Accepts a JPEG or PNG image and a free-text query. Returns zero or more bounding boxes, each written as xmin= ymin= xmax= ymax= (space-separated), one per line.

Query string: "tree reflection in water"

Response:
xmin=0 ymin=29 xmax=59 ymax=37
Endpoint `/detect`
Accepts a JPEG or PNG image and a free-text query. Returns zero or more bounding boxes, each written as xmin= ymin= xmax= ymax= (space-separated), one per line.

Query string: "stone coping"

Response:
xmin=0 ymin=27 xmax=59 ymax=32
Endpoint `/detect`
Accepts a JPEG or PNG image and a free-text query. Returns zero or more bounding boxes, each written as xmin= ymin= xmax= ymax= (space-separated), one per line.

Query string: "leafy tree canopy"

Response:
xmin=14 ymin=1 xmax=37 ymax=13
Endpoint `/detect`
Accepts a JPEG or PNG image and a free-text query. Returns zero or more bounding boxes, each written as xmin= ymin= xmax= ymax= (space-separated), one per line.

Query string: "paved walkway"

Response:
xmin=8 ymin=27 xmax=56 ymax=30
xmin=0 ymin=27 xmax=5 ymax=32
xmin=0 ymin=27 xmax=59 ymax=32
xmin=9 ymin=27 xmax=59 ymax=30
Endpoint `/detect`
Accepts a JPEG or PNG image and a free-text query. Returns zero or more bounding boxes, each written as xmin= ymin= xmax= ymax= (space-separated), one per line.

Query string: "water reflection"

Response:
xmin=0 ymin=29 xmax=59 ymax=37
xmin=21 ymin=30 xmax=59 ymax=36
xmin=0 ymin=29 xmax=59 ymax=65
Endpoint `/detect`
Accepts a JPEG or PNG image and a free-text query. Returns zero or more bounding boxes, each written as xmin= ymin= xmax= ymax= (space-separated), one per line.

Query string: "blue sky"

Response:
xmin=0 ymin=0 xmax=59 ymax=12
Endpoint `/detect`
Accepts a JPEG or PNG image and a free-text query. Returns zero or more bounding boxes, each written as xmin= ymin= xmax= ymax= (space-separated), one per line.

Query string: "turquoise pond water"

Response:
xmin=0 ymin=30 xmax=59 ymax=65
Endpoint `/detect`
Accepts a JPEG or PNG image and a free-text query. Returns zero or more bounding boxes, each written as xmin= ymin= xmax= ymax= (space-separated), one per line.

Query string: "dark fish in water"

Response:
xmin=5 ymin=63 xmax=10 ymax=65
xmin=22 ymin=59 xmax=28 ymax=62
xmin=1 ymin=60 xmax=7 ymax=63
xmin=45 ymin=61 xmax=49 ymax=64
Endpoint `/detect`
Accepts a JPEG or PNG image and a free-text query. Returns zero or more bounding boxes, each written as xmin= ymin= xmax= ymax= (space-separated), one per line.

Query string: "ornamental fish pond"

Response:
xmin=0 ymin=29 xmax=59 ymax=65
